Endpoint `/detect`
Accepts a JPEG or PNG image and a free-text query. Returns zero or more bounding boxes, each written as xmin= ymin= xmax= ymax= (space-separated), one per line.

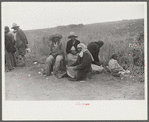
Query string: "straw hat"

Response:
xmin=49 ymin=33 xmax=62 ymax=41
xmin=68 ymin=32 xmax=78 ymax=38
xmin=11 ymin=23 xmax=20 ymax=29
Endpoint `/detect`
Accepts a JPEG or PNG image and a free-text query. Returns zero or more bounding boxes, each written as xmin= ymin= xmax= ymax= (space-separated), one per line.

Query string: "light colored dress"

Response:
xmin=67 ymin=46 xmax=78 ymax=65
xmin=107 ymin=58 xmax=130 ymax=77
xmin=108 ymin=59 xmax=124 ymax=71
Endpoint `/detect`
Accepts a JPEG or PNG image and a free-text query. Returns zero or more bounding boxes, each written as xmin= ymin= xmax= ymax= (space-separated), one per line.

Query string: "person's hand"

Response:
xmin=73 ymin=66 xmax=77 ymax=71
xmin=52 ymin=52 xmax=58 ymax=56
xmin=26 ymin=48 xmax=31 ymax=53
xmin=52 ymin=53 xmax=57 ymax=58
xmin=73 ymin=51 xmax=78 ymax=55
xmin=48 ymin=51 xmax=52 ymax=55
xmin=71 ymin=50 xmax=77 ymax=55
xmin=95 ymin=61 xmax=101 ymax=66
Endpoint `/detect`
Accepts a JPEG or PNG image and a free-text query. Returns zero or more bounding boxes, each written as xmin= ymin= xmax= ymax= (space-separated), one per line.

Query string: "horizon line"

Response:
xmin=23 ymin=18 xmax=144 ymax=31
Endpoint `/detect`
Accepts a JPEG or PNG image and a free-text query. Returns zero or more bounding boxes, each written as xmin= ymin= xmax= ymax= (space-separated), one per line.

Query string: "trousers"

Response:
xmin=45 ymin=55 xmax=63 ymax=76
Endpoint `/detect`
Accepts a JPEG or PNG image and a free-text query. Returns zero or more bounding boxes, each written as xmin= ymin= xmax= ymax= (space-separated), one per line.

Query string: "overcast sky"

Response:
xmin=2 ymin=2 xmax=145 ymax=30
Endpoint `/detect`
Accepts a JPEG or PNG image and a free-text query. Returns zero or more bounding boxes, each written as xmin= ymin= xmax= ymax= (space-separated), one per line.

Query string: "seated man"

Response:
xmin=106 ymin=54 xmax=130 ymax=78
xmin=67 ymin=43 xmax=94 ymax=81
xmin=66 ymin=32 xmax=80 ymax=65
xmin=87 ymin=40 xmax=104 ymax=66
xmin=43 ymin=33 xmax=65 ymax=76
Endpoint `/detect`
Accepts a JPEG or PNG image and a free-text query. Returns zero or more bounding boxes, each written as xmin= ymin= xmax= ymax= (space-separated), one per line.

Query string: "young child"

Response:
xmin=107 ymin=54 xmax=130 ymax=78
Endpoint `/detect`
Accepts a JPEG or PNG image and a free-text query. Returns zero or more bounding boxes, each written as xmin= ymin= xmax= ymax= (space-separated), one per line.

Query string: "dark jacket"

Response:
xmin=70 ymin=51 xmax=92 ymax=80
xmin=5 ymin=32 xmax=16 ymax=53
xmin=16 ymin=28 xmax=28 ymax=47
xmin=66 ymin=39 xmax=80 ymax=54
xmin=87 ymin=41 xmax=103 ymax=65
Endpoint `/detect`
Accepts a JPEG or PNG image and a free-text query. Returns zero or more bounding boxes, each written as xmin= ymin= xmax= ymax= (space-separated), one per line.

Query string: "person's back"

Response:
xmin=5 ymin=34 xmax=11 ymax=52
xmin=108 ymin=58 xmax=120 ymax=70
xmin=11 ymin=23 xmax=29 ymax=66
xmin=5 ymin=32 xmax=16 ymax=53
xmin=16 ymin=28 xmax=28 ymax=47
xmin=87 ymin=42 xmax=98 ymax=51
xmin=87 ymin=41 xmax=104 ymax=65
xmin=5 ymin=31 xmax=15 ymax=70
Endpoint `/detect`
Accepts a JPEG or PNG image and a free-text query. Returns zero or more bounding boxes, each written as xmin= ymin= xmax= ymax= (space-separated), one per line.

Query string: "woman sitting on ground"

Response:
xmin=106 ymin=54 xmax=130 ymax=77
xmin=67 ymin=43 xmax=94 ymax=81
xmin=66 ymin=32 xmax=80 ymax=65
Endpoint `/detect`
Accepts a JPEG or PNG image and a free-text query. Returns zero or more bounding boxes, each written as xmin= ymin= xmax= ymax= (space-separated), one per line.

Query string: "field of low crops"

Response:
xmin=24 ymin=18 xmax=144 ymax=81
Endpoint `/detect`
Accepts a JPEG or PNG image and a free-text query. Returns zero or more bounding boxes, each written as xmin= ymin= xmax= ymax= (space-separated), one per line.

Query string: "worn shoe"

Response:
xmin=68 ymin=77 xmax=77 ymax=81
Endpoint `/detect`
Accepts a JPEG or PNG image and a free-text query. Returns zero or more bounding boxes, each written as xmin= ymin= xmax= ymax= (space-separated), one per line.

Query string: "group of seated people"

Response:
xmin=42 ymin=32 xmax=129 ymax=81
xmin=5 ymin=23 xmax=130 ymax=81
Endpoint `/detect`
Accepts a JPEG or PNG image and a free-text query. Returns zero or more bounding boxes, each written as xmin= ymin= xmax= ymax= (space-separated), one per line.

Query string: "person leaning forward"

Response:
xmin=11 ymin=23 xmax=28 ymax=66
xmin=66 ymin=32 xmax=80 ymax=65
xmin=87 ymin=40 xmax=104 ymax=66
xmin=43 ymin=33 xmax=65 ymax=76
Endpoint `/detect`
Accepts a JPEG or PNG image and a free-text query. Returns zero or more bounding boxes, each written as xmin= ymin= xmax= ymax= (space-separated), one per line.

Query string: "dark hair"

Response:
xmin=5 ymin=26 xmax=9 ymax=32
xmin=97 ymin=40 xmax=104 ymax=48
xmin=111 ymin=54 xmax=118 ymax=60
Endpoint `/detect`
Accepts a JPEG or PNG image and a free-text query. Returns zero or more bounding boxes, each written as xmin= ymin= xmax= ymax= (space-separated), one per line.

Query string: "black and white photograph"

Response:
xmin=2 ymin=1 xmax=147 ymax=120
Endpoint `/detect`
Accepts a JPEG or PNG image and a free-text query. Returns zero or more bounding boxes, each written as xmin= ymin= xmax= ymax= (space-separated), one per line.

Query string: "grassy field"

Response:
xmin=24 ymin=18 xmax=144 ymax=81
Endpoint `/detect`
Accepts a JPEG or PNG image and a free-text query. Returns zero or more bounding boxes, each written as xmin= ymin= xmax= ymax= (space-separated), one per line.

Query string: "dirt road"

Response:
xmin=5 ymin=62 xmax=145 ymax=100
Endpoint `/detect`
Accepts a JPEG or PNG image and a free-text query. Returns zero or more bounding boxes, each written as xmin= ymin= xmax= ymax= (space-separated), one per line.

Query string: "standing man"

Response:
xmin=11 ymin=23 xmax=29 ymax=66
xmin=87 ymin=40 xmax=104 ymax=66
xmin=66 ymin=32 xmax=80 ymax=65
xmin=5 ymin=26 xmax=16 ymax=68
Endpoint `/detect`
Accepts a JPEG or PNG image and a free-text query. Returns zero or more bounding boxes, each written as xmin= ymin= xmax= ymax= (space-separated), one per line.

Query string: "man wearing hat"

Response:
xmin=66 ymin=32 xmax=80 ymax=65
xmin=11 ymin=23 xmax=29 ymax=66
xmin=43 ymin=33 xmax=65 ymax=76
xmin=5 ymin=26 xmax=16 ymax=70
xmin=87 ymin=40 xmax=104 ymax=66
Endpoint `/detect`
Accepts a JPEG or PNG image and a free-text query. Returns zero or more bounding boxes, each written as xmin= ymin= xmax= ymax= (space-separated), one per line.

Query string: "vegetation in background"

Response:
xmin=25 ymin=18 xmax=144 ymax=81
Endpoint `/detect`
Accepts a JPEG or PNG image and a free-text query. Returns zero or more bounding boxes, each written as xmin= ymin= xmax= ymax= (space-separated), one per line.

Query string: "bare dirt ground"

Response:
xmin=5 ymin=62 xmax=145 ymax=100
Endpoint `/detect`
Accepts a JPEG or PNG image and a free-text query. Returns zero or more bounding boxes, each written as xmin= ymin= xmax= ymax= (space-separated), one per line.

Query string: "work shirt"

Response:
xmin=49 ymin=41 xmax=64 ymax=55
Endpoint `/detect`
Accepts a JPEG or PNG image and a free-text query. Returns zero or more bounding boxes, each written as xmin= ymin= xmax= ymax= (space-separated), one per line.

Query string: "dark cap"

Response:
xmin=97 ymin=40 xmax=104 ymax=48
xmin=111 ymin=54 xmax=118 ymax=60
xmin=5 ymin=26 xmax=9 ymax=33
